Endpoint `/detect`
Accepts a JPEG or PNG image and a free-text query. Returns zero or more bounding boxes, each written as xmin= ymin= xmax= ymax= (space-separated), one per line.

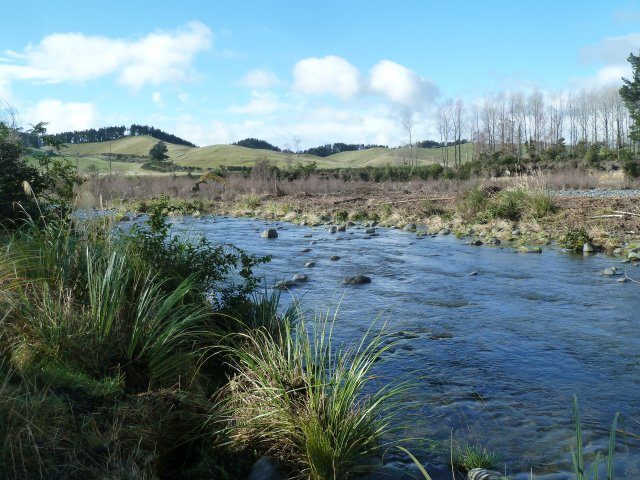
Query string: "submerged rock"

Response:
xmin=329 ymin=225 xmax=337 ymax=234
xmin=365 ymin=227 xmax=377 ymax=234
xmin=337 ymin=224 xmax=347 ymax=232
xmin=292 ymin=273 xmax=308 ymax=283
xmin=343 ymin=275 xmax=372 ymax=285
xmin=248 ymin=456 xmax=284 ymax=480
xmin=261 ymin=228 xmax=278 ymax=239
xmin=300 ymin=248 xmax=311 ymax=253
xmin=304 ymin=261 xmax=316 ymax=268
xmin=330 ymin=255 xmax=341 ymax=261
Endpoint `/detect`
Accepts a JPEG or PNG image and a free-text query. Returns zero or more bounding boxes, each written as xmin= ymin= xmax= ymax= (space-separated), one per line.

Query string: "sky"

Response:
xmin=1 ymin=0 xmax=639 ymax=148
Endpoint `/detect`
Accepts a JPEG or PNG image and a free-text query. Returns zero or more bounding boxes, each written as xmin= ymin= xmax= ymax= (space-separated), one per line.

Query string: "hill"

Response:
xmin=59 ymin=135 xmax=472 ymax=173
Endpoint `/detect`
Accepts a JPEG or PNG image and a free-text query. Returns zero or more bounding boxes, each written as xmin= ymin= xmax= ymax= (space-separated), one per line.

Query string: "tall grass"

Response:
xmin=572 ymin=395 xmax=619 ymax=480
xmin=223 ymin=311 xmax=405 ymax=479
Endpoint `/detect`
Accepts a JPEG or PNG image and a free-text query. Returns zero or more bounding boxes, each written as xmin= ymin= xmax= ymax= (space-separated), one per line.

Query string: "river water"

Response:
xmin=173 ymin=215 xmax=640 ymax=479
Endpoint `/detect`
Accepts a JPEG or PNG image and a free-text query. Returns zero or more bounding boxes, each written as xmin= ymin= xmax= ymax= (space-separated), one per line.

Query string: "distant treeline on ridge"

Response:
xmin=41 ymin=125 xmax=197 ymax=147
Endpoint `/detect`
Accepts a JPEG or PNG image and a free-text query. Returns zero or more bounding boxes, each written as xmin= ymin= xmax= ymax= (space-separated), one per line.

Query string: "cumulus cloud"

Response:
xmin=26 ymin=99 xmax=98 ymax=133
xmin=239 ymin=68 xmax=280 ymax=89
xmin=293 ymin=55 xmax=361 ymax=100
xmin=0 ymin=21 xmax=212 ymax=89
xmin=368 ymin=60 xmax=438 ymax=107
xmin=229 ymin=90 xmax=285 ymax=114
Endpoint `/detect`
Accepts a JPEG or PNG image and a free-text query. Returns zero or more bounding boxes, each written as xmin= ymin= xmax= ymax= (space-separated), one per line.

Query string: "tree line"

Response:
xmin=42 ymin=125 xmax=197 ymax=147
xmin=429 ymin=85 xmax=632 ymax=168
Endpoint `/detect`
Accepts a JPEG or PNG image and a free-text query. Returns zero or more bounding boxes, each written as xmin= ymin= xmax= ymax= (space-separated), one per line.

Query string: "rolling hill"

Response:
xmin=59 ymin=135 xmax=472 ymax=173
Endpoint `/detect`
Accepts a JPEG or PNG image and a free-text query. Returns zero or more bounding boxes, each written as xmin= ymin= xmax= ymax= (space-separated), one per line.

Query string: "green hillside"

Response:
xmin=60 ymin=135 xmax=472 ymax=172
xmin=62 ymin=135 xmax=191 ymax=157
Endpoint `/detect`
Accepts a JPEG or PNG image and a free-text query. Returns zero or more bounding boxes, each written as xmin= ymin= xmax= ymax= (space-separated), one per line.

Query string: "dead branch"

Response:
xmin=613 ymin=210 xmax=640 ymax=217
xmin=624 ymin=270 xmax=640 ymax=284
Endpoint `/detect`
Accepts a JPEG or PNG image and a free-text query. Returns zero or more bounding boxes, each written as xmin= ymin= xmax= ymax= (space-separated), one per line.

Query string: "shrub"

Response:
xmin=623 ymin=157 xmax=640 ymax=179
xmin=559 ymin=227 xmax=590 ymax=252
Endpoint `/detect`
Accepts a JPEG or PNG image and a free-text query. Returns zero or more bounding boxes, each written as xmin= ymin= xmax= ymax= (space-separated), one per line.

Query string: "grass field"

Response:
xmin=59 ymin=135 xmax=473 ymax=172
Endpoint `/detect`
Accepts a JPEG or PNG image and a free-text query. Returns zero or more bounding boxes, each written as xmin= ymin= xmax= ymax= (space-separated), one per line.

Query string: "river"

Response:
xmin=172 ymin=215 xmax=640 ymax=479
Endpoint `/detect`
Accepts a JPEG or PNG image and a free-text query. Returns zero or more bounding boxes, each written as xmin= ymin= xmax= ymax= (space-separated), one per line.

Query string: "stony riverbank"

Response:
xmin=144 ymin=187 xmax=640 ymax=259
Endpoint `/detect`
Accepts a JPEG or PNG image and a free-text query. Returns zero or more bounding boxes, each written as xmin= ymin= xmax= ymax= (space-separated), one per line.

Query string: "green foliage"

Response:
xmin=585 ymin=144 xmax=601 ymax=167
xmin=459 ymin=186 xmax=555 ymax=222
xmin=623 ymin=156 xmax=640 ymax=178
xmin=620 ymin=52 xmax=640 ymax=142
xmin=571 ymin=395 xmax=619 ymax=480
xmin=127 ymin=196 xmax=269 ymax=306
xmin=237 ymin=194 xmax=261 ymax=210
xmin=224 ymin=314 xmax=405 ymax=479
xmin=559 ymin=227 xmax=591 ymax=252
xmin=451 ymin=444 xmax=501 ymax=472
xmin=0 ymin=121 xmax=81 ymax=227
xmin=149 ymin=140 xmax=169 ymax=162
xmin=334 ymin=210 xmax=349 ymax=222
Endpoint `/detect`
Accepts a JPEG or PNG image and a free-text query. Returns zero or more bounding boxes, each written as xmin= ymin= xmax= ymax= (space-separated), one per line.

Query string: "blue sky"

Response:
xmin=1 ymin=0 xmax=639 ymax=147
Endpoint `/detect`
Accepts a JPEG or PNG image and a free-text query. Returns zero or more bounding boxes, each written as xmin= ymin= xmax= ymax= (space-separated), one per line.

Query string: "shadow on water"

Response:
xmin=173 ymin=215 xmax=640 ymax=479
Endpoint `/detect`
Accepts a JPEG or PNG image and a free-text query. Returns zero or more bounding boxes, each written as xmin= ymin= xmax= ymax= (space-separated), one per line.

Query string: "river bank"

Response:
xmin=126 ymin=186 xmax=640 ymax=259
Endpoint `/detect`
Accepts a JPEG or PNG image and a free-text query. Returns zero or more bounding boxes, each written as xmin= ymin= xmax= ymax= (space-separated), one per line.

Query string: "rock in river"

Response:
xmin=343 ymin=275 xmax=372 ymax=285
xmin=292 ymin=273 xmax=308 ymax=283
xmin=583 ymin=242 xmax=595 ymax=253
xmin=629 ymin=252 xmax=640 ymax=261
xmin=330 ymin=255 xmax=341 ymax=261
xmin=467 ymin=469 xmax=504 ymax=480
xmin=261 ymin=228 xmax=278 ymax=239
xmin=304 ymin=261 xmax=316 ymax=268
xmin=403 ymin=223 xmax=417 ymax=232
xmin=300 ymin=248 xmax=311 ymax=253
xmin=365 ymin=227 xmax=377 ymax=234
xmin=248 ymin=456 xmax=284 ymax=480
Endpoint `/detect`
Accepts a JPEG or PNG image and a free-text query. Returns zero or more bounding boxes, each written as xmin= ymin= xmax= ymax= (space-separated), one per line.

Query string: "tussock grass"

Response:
xmin=223 ymin=311 xmax=405 ymax=479
xmin=459 ymin=185 xmax=556 ymax=223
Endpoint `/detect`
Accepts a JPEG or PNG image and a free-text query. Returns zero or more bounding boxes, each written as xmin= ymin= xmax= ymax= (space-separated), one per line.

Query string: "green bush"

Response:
xmin=559 ymin=227 xmax=590 ymax=252
xmin=623 ymin=157 xmax=640 ymax=179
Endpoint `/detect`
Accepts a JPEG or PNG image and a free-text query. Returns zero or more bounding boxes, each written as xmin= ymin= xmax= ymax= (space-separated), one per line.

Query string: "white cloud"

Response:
xmin=581 ymin=33 xmax=640 ymax=65
xmin=229 ymin=90 xmax=285 ymax=114
xmin=151 ymin=91 xmax=163 ymax=105
xmin=170 ymin=103 xmax=437 ymax=149
xmin=293 ymin=55 xmax=361 ymax=100
xmin=27 ymin=99 xmax=98 ymax=133
xmin=239 ymin=68 xmax=280 ymax=89
xmin=0 ymin=21 xmax=212 ymax=90
xmin=368 ymin=60 xmax=438 ymax=107
xmin=178 ymin=92 xmax=190 ymax=103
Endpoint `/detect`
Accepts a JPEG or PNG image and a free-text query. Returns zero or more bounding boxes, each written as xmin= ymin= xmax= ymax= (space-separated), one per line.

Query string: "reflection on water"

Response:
xmin=173 ymin=215 xmax=640 ymax=479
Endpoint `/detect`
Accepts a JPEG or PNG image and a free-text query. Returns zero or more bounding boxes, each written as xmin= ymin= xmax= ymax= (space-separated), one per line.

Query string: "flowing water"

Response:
xmin=173 ymin=215 xmax=640 ymax=479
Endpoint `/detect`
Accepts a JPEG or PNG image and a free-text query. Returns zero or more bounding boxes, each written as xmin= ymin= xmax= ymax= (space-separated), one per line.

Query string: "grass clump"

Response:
xmin=459 ymin=185 xmax=556 ymax=222
xmin=237 ymin=194 xmax=262 ymax=210
xmin=224 ymin=313 xmax=404 ymax=480
xmin=559 ymin=227 xmax=591 ymax=253
xmin=451 ymin=444 xmax=501 ymax=472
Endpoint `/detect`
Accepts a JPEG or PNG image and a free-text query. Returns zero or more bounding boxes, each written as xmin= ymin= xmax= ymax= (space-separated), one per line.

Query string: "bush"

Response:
xmin=623 ymin=157 xmax=640 ymax=179
xmin=0 ymin=121 xmax=81 ymax=228
xmin=559 ymin=227 xmax=590 ymax=252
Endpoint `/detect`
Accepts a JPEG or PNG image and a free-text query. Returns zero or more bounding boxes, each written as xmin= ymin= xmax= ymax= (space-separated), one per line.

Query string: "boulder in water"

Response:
xmin=261 ymin=228 xmax=278 ymax=239
xmin=343 ymin=275 xmax=372 ymax=285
